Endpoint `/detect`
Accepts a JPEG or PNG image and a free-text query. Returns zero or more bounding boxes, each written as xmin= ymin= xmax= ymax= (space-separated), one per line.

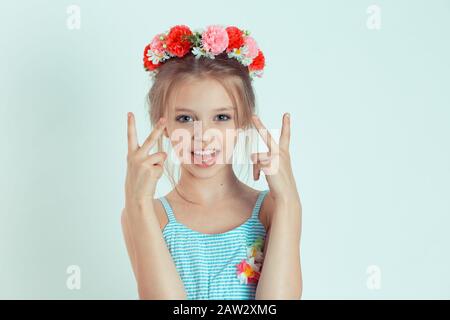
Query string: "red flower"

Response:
xmin=165 ymin=25 xmax=193 ymax=58
xmin=249 ymin=50 xmax=265 ymax=71
xmin=236 ymin=258 xmax=261 ymax=284
xmin=226 ymin=26 xmax=244 ymax=52
xmin=142 ymin=44 xmax=161 ymax=71
xmin=248 ymin=272 xmax=260 ymax=283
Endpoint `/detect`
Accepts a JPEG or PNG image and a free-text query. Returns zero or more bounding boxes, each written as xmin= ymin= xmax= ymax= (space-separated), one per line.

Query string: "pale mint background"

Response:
xmin=1 ymin=0 xmax=449 ymax=299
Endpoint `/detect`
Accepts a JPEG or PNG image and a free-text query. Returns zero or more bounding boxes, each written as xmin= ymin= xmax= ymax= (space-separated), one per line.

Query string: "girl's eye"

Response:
xmin=176 ymin=115 xmax=194 ymax=123
xmin=215 ymin=114 xmax=231 ymax=121
xmin=175 ymin=114 xmax=232 ymax=123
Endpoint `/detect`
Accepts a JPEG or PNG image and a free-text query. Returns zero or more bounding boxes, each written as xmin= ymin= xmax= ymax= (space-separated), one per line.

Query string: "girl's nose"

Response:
xmin=192 ymin=120 xmax=221 ymax=143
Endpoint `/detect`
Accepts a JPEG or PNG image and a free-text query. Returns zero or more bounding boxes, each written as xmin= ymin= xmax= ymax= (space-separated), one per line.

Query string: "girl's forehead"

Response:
xmin=168 ymin=80 xmax=238 ymax=114
xmin=176 ymin=80 xmax=231 ymax=102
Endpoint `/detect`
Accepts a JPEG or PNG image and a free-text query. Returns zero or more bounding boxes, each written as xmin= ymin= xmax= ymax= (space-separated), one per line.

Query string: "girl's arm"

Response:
xmin=121 ymin=202 xmax=187 ymax=299
xmin=122 ymin=113 xmax=186 ymax=299
xmin=256 ymin=196 xmax=302 ymax=299
xmin=121 ymin=208 xmax=138 ymax=280
xmin=251 ymin=113 xmax=302 ymax=299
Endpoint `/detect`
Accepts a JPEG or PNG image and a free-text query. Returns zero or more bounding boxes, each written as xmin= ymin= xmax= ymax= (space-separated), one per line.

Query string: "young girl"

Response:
xmin=121 ymin=25 xmax=302 ymax=300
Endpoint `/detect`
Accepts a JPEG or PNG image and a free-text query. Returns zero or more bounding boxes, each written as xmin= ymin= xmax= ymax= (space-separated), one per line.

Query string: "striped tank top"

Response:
xmin=158 ymin=189 xmax=270 ymax=300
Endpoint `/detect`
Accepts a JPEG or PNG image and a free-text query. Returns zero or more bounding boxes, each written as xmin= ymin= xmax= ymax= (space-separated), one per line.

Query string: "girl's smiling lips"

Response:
xmin=190 ymin=149 xmax=221 ymax=168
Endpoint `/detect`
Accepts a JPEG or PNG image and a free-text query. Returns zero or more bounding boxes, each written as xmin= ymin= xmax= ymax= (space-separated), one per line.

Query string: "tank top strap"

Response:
xmin=251 ymin=189 xmax=270 ymax=220
xmin=158 ymin=196 xmax=176 ymax=223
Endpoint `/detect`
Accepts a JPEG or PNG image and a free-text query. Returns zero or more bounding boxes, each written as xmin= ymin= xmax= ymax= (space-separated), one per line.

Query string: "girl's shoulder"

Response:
xmin=228 ymin=186 xmax=275 ymax=231
xmin=258 ymin=189 xmax=275 ymax=231
xmin=213 ymin=186 xmax=275 ymax=231
xmin=152 ymin=198 xmax=169 ymax=231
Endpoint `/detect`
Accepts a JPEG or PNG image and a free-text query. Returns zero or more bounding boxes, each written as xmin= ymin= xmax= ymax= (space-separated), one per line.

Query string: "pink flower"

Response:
xmin=144 ymin=33 xmax=171 ymax=66
xmin=236 ymin=236 xmax=265 ymax=285
xmin=201 ymin=25 xmax=229 ymax=55
xmin=150 ymin=33 xmax=166 ymax=55
xmin=244 ymin=36 xmax=259 ymax=59
xmin=236 ymin=258 xmax=260 ymax=284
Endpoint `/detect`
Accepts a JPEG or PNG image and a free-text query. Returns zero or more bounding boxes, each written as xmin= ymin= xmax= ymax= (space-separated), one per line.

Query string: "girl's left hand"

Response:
xmin=251 ymin=113 xmax=300 ymax=206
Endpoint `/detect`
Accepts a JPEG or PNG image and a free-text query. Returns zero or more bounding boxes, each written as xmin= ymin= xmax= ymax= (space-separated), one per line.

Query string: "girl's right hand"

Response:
xmin=125 ymin=112 xmax=167 ymax=207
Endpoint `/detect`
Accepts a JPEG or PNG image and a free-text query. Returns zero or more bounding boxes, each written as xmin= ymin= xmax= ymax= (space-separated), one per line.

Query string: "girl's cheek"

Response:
xmin=172 ymin=143 xmax=192 ymax=164
xmin=220 ymin=129 xmax=238 ymax=164
xmin=166 ymin=128 xmax=191 ymax=163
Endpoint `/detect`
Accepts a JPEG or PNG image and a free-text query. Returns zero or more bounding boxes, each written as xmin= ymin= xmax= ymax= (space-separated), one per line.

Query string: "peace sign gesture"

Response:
xmin=251 ymin=113 xmax=300 ymax=204
xmin=125 ymin=112 xmax=168 ymax=206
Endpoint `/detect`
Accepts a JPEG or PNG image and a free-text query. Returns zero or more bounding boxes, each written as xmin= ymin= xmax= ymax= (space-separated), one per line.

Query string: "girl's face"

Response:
xmin=164 ymin=78 xmax=240 ymax=178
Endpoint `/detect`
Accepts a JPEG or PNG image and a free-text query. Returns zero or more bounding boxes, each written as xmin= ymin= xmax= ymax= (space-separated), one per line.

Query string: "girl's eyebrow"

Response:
xmin=175 ymin=106 xmax=236 ymax=112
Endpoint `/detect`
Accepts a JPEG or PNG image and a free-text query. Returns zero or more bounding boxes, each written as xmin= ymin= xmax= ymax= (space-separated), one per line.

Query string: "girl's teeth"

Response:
xmin=194 ymin=150 xmax=215 ymax=156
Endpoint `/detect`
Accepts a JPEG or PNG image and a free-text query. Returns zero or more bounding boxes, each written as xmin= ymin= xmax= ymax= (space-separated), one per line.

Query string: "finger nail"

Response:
xmin=127 ymin=112 xmax=131 ymax=119
xmin=286 ymin=113 xmax=290 ymax=118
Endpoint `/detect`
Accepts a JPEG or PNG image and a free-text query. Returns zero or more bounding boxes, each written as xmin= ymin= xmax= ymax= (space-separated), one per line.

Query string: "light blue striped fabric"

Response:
xmin=158 ymin=189 xmax=269 ymax=300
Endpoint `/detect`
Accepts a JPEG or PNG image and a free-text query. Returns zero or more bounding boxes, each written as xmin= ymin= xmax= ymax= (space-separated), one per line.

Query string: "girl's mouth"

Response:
xmin=191 ymin=149 xmax=220 ymax=168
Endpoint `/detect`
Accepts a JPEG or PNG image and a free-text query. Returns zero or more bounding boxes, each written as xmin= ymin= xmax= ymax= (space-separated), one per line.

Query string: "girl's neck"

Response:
xmin=175 ymin=165 xmax=243 ymax=206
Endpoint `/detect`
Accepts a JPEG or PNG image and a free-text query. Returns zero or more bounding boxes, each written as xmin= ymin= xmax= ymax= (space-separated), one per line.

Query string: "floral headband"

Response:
xmin=143 ymin=24 xmax=265 ymax=80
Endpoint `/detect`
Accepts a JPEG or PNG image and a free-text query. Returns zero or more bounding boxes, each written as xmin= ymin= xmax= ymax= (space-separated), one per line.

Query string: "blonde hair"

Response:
xmin=146 ymin=52 xmax=259 ymax=189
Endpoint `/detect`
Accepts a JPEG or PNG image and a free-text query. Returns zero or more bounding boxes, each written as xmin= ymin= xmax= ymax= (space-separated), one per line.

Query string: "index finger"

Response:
xmin=251 ymin=115 xmax=278 ymax=153
xmin=140 ymin=117 xmax=167 ymax=155
xmin=279 ymin=113 xmax=291 ymax=151
xmin=127 ymin=112 xmax=138 ymax=153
